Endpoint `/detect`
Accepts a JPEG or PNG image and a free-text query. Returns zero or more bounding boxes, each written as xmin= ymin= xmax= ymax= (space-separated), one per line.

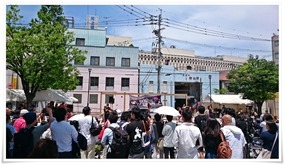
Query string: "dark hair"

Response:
xmin=104 ymin=111 xmax=110 ymax=121
xmin=182 ymin=109 xmax=192 ymax=122
xmin=82 ymin=106 xmax=91 ymax=116
xmin=70 ymin=120 xmax=79 ymax=131
xmin=266 ymin=121 xmax=278 ymax=133
xmin=53 ymin=107 xmax=67 ymax=122
xmin=131 ymin=106 xmax=141 ymax=119
xmin=120 ymin=111 xmax=131 ymax=121
xmin=154 ymin=113 xmax=161 ymax=122
xmin=198 ymin=105 xmax=205 ymax=114
xmin=204 ymin=118 xmax=221 ymax=137
xmin=28 ymin=138 xmax=58 ymax=158
xmin=108 ymin=111 xmax=119 ymax=123
xmin=264 ymin=114 xmax=273 ymax=121
xmin=166 ymin=115 xmax=173 ymax=122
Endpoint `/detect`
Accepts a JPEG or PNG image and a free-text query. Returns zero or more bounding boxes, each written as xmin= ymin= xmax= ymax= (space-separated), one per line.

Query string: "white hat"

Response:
xmin=20 ymin=109 xmax=29 ymax=116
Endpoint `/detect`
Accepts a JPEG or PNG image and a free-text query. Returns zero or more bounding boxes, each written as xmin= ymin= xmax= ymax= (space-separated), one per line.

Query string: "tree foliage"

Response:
xmin=6 ymin=5 xmax=86 ymax=105
xmin=213 ymin=88 xmax=228 ymax=94
xmin=227 ymin=54 xmax=278 ymax=115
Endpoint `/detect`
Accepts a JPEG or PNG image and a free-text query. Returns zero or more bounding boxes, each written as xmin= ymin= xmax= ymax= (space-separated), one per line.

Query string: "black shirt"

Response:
xmin=126 ymin=120 xmax=149 ymax=155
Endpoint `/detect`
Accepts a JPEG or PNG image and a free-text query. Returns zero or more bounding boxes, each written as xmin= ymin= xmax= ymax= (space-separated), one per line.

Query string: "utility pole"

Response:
xmin=156 ymin=9 xmax=162 ymax=94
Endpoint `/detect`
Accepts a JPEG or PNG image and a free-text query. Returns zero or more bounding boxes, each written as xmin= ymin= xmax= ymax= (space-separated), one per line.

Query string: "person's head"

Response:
xmin=108 ymin=111 xmax=119 ymax=123
xmin=28 ymin=138 xmax=58 ymax=158
xmin=131 ymin=106 xmax=141 ymax=120
xmin=166 ymin=115 xmax=173 ymax=122
xmin=154 ymin=113 xmax=162 ymax=122
xmin=20 ymin=109 xmax=29 ymax=117
xmin=53 ymin=107 xmax=67 ymax=122
xmin=266 ymin=121 xmax=278 ymax=133
xmin=264 ymin=114 xmax=273 ymax=121
xmin=182 ymin=109 xmax=192 ymax=122
xmin=222 ymin=114 xmax=232 ymax=126
xmin=82 ymin=106 xmax=91 ymax=116
xmin=205 ymin=118 xmax=221 ymax=137
xmin=197 ymin=105 xmax=205 ymax=114
xmin=120 ymin=111 xmax=131 ymax=122
xmin=6 ymin=108 xmax=11 ymax=115
xmin=23 ymin=112 xmax=37 ymax=126
xmin=70 ymin=120 xmax=79 ymax=131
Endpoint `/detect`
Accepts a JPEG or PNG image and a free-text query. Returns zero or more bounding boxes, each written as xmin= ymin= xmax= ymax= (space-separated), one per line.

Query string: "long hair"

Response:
xmin=266 ymin=121 xmax=278 ymax=133
xmin=28 ymin=138 xmax=58 ymax=158
xmin=204 ymin=118 xmax=221 ymax=137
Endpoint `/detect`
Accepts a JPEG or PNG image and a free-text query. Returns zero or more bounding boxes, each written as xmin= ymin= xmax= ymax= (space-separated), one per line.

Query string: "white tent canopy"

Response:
xmin=33 ymin=88 xmax=77 ymax=102
xmin=6 ymin=88 xmax=78 ymax=103
xmin=204 ymin=94 xmax=253 ymax=105
xmin=6 ymin=88 xmax=26 ymax=102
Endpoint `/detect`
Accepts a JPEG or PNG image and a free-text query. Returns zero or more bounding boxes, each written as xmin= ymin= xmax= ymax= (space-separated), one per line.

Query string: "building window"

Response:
xmin=121 ymin=78 xmax=130 ymax=87
xmin=90 ymin=77 xmax=99 ymax=86
xmin=274 ymin=40 xmax=279 ymax=47
xmin=106 ymin=57 xmax=115 ymax=66
xmin=77 ymin=76 xmax=83 ymax=86
xmin=105 ymin=95 xmax=114 ymax=104
xmin=76 ymin=38 xmax=85 ymax=46
xmin=162 ymin=81 xmax=167 ymax=93
xmin=149 ymin=81 xmax=154 ymax=93
xmin=122 ymin=58 xmax=130 ymax=67
xmin=90 ymin=94 xmax=98 ymax=104
xmin=106 ymin=77 xmax=114 ymax=86
xmin=90 ymin=56 xmax=100 ymax=66
xmin=275 ymin=52 xmax=279 ymax=59
xmin=73 ymin=94 xmax=82 ymax=103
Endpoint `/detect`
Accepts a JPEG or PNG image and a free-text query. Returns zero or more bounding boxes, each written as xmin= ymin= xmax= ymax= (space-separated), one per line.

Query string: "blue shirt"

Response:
xmin=50 ymin=120 xmax=78 ymax=152
xmin=260 ymin=131 xmax=279 ymax=158
xmin=101 ymin=123 xmax=120 ymax=153
xmin=6 ymin=124 xmax=16 ymax=150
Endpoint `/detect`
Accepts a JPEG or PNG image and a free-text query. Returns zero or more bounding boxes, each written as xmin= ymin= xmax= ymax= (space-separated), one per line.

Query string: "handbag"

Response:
xmin=257 ymin=133 xmax=278 ymax=159
xmin=217 ymin=131 xmax=232 ymax=159
xmin=89 ymin=117 xmax=102 ymax=136
xmin=157 ymin=138 xmax=164 ymax=150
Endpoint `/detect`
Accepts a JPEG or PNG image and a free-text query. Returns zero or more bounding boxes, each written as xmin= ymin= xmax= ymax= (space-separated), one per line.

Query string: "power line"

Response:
xmin=162 ymin=18 xmax=271 ymax=42
xmin=163 ymin=37 xmax=271 ymax=53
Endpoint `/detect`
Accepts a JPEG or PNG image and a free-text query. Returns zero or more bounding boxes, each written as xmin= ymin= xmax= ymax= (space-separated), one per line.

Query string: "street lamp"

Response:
xmin=87 ymin=68 xmax=92 ymax=107
xmin=208 ymin=75 xmax=212 ymax=106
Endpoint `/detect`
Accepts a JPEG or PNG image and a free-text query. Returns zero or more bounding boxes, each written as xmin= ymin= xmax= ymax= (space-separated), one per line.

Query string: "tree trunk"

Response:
xmin=256 ymin=101 xmax=263 ymax=117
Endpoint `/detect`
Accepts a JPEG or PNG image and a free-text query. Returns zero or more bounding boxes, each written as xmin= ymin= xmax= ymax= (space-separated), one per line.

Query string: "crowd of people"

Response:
xmin=5 ymin=103 xmax=279 ymax=159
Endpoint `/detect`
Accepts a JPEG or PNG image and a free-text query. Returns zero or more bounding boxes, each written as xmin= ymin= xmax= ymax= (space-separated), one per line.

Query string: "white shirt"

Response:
xmin=221 ymin=125 xmax=247 ymax=159
xmin=78 ymin=115 xmax=98 ymax=145
xmin=172 ymin=122 xmax=203 ymax=159
xmin=260 ymin=121 xmax=268 ymax=133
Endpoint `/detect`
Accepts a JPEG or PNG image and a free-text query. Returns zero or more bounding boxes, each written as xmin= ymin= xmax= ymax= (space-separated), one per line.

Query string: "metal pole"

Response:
xmin=209 ymin=75 xmax=212 ymax=106
xmin=157 ymin=9 xmax=162 ymax=94
xmin=87 ymin=68 xmax=91 ymax=107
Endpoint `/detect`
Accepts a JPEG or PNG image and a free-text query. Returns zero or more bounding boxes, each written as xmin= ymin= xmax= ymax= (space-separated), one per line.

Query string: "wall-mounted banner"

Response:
xmin=129 ymin=95 xmax=162 ymax=109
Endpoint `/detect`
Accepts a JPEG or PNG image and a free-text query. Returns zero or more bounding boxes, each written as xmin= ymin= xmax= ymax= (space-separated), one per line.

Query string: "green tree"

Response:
xmin=213 ymin=88 xmax=228 ymax=94
xmin=227 ymin=54 xmax=278 ymax=116
xmin=6 ymin=5 xmax=86 ymax=106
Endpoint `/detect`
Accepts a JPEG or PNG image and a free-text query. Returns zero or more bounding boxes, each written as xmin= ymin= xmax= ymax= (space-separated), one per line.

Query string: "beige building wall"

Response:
xmin=271 ymin=34 xmax=279 ymax=65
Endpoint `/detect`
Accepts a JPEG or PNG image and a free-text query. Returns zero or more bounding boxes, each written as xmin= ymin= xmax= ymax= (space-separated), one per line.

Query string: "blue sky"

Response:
xmin=5 ymin=4 xmax=279 ymax=59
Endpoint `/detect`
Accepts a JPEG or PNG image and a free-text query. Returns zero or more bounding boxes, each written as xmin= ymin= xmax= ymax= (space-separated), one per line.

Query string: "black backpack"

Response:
xmin=107 ymin=127 xmax=129 ymax=158
xmin=13 ymin=127 xmax=35 ymax=158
